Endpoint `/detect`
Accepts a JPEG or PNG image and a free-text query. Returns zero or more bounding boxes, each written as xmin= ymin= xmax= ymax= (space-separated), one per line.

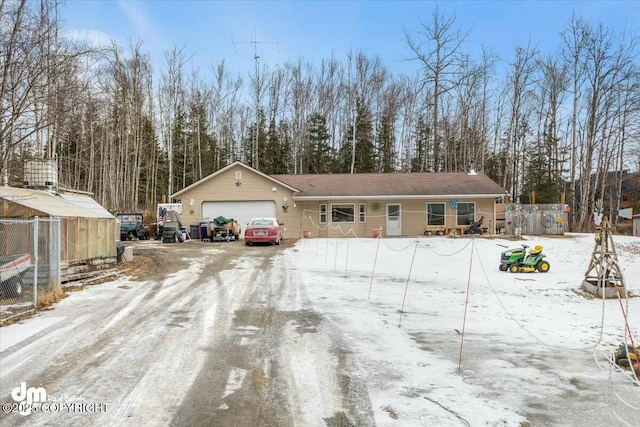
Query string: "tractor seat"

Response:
xmin=528 ymin=245 xmax=543 ymax=255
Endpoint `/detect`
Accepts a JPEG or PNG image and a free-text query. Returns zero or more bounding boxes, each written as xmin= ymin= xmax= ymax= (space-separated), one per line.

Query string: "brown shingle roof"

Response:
xmin=272 ymin=172 xmax=507 ymax=198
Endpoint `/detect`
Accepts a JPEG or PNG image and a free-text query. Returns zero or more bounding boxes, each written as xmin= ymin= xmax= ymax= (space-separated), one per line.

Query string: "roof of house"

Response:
xmin=0 ymin=187 xmax=113 ymax=218
xmin=171 ymin=161 xmax=508 ymax=200
xmin=272 ymin=171 xmax=508 ymax=199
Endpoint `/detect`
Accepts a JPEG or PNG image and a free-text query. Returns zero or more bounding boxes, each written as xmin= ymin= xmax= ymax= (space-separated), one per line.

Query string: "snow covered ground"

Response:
xmin=286 ymin=233 xmax=640 ymax=426
xmin=1 ymin=232 xmax=639 ymax=426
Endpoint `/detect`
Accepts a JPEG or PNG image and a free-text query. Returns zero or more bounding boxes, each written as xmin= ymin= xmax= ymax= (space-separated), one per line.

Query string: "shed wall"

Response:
xmin=1 ymin=200 xmax=115 ymax=261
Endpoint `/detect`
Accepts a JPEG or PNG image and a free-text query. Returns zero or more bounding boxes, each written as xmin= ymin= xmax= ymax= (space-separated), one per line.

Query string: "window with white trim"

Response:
xmin=359 ymin=203 xmax=366 ymax=223
xmin=427 ymin=203 xmax=445 ymax=226
xmin=456 ymin=202 xmax=475 ymax=226
xmin=319 ymin=204 xmax=327 ymax=224
xmin=331 ymin=203 xmax=355 ymax=223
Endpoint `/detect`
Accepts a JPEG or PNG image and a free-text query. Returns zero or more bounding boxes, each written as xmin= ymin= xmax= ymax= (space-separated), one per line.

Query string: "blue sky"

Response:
xmin=61 ymin=0 xmax=639 ymax=78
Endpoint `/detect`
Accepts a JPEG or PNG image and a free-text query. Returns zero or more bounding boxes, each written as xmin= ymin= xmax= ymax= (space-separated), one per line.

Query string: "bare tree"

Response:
xmin=535 ymin=55 xmax=570 ymax=201
xmin=208 ymin=61 xmax=243 ymax=168
xmin=406 ymin=7 xmax=468 ymax=171
xmin=503 ymin=43 xmax=539 ymax=201
xmin=284 ymin=59 xmax=313 ymax=173
xmin=159 ymin=46 xmax=190 ymax=198
xmin=1 ymin=0 xmax=82 ymax=185
xmin=560 ymin=14 xmax=589 ymax=225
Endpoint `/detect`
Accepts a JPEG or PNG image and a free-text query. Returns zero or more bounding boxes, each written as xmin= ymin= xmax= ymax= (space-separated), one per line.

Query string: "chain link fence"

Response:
xmin=0 ymin=217 xmax=61 ymax=323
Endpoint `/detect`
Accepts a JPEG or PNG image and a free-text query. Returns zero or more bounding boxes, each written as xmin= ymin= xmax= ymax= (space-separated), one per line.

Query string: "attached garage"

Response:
xmin=202 ymin=201 xmax=277 ymax=235
xmin=172 ymin=161 xmax=509 ymax=239
xmin=171 ymin=163 xmax=299 ymax=239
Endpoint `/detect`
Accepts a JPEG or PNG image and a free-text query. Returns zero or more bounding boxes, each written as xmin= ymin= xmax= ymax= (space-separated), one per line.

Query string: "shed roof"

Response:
xmin=0 ymin=187 xmax=114 ymax=219
xmin=272 ymin=171 xmax=508 ymax=199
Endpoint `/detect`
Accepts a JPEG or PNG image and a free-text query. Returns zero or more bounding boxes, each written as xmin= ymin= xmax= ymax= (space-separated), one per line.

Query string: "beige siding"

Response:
xmin=171 ymin=163 xmax=501 ymax=240
xmin=173 ymin=166 xmax=300 ymax=240
xmin=297 ymin=198 xmax=498 ymax=238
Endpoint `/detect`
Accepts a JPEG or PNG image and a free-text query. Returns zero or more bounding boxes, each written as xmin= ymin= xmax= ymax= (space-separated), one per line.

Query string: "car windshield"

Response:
xmin=250 ymin=219 xmax=275 ymax=226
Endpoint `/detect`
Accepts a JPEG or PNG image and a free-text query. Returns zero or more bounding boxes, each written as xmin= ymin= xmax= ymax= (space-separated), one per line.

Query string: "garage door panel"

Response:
xmin=202 ymin=201 xmax=276 ymax=239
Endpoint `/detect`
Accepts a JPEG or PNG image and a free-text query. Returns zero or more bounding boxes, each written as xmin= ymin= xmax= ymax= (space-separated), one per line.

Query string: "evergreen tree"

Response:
xmin=170 ymin=109 xmax=187 ymax=193
xmin=243 ymin=109 xmax=267 ymax=169
xmin=521 ymin=135 xmax=564 ymax=203
xmin=376 ymin=112 xmax=396 ymax=172
xmin=337 ymin=133 xmax=353 ymax=173
xmin=484 ymin=150 xmax=508 ymax=190
xmin=274 ymin=121 xmax=293 ymax=174
xmin=411 ymin=116 xmax=430 ymax=172
xmin=306 ymin=113 xmax=335 ymax=173
xmin=354 ymin=101 xmax=375 ymax=172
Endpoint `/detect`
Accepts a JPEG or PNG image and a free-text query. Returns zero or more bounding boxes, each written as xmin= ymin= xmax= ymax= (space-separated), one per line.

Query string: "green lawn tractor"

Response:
xmin=499 ymin=244 xmax=550 ymax=273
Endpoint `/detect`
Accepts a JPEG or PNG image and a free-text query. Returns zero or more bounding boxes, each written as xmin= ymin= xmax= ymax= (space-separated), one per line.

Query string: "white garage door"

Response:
xmin=202 ymin=201 xmax=277 ymax=238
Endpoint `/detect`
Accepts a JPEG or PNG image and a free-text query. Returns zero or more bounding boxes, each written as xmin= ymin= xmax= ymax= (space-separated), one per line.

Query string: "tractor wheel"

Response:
xmin=509 ymin=264 xmax=520 ymax=273
xmin=537 ymin=260 xmax=550 ymax=273
xmin=499 ymin=263 xmax=508 ymax=272
xmin=424 ymin=231 xmax=431 ymax=236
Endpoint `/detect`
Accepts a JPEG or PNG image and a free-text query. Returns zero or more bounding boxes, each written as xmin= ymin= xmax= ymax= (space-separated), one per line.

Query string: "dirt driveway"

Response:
xmin=0 ymin=239 xmax=373 ymax=426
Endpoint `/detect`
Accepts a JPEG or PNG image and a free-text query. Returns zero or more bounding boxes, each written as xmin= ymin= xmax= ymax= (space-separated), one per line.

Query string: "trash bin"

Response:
xmin=190 ymin=224 xmax=200 ymax=240
xmin=200 ymin=222 xmax=208 ymax=240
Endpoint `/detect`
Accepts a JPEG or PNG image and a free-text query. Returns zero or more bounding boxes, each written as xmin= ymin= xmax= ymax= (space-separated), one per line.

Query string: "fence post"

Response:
xmin=33 ymin=216 xmax=39 ymax=309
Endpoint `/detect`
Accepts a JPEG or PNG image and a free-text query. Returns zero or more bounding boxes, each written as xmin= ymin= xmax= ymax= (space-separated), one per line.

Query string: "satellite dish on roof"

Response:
xmin=619 ymin=208 xmax=633 ymax=219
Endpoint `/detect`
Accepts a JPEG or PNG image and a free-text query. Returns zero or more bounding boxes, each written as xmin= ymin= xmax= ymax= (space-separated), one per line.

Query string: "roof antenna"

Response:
xmin=231 ymin=29 xmax=278 ymax=170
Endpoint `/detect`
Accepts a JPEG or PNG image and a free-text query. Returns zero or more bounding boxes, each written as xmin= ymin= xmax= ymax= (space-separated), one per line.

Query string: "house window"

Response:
xmin=359 ymin=203 xmax=366 ymax=223
xmin=331 ymin=203 xmax=355 ymax=223
xmin=319 ymin=204 xmax=327 ymax=224
xmin=427 ymin=203 xmax=445 ymax=226
xmin=456 ymin=202 xmax=475 ymax=226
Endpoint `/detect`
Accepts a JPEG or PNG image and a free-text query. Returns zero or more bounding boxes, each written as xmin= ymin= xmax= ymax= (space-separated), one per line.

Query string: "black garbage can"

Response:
xmin=190 ymin=225 xmax=200 ymax=240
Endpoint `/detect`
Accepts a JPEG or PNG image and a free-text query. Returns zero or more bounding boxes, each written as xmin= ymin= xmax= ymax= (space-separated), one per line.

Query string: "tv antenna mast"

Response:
xmin=231 ymin=30 xmax=278 ymax=170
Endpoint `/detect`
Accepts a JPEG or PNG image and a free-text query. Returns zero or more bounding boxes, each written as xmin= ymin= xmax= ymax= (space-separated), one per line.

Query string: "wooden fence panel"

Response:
xmin=504 ymin=204 xmax=568 ymax=236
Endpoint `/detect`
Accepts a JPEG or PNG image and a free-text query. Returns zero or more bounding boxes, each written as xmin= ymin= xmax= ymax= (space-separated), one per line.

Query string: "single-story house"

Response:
xmin=171 ymin=161 xmax=509 ymax=239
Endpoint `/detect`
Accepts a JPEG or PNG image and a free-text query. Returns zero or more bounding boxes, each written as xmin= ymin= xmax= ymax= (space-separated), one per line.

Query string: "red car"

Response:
xmin=244 ymin=218 xmax=284 ymax=246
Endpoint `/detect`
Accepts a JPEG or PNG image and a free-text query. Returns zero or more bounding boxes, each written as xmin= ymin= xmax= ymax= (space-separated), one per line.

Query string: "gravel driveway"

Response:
xmin=0 ymin=239 xmax=373 ymax=426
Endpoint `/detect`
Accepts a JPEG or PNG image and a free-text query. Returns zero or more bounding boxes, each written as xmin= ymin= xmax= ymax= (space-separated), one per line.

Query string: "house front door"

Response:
xmin=386 ymin=203 xmax=401 ymax=236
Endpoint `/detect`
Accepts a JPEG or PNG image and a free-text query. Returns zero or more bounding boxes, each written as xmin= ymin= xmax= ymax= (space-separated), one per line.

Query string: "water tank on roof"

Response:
xmin=23 ymin=159 xmax=58 ymax=193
